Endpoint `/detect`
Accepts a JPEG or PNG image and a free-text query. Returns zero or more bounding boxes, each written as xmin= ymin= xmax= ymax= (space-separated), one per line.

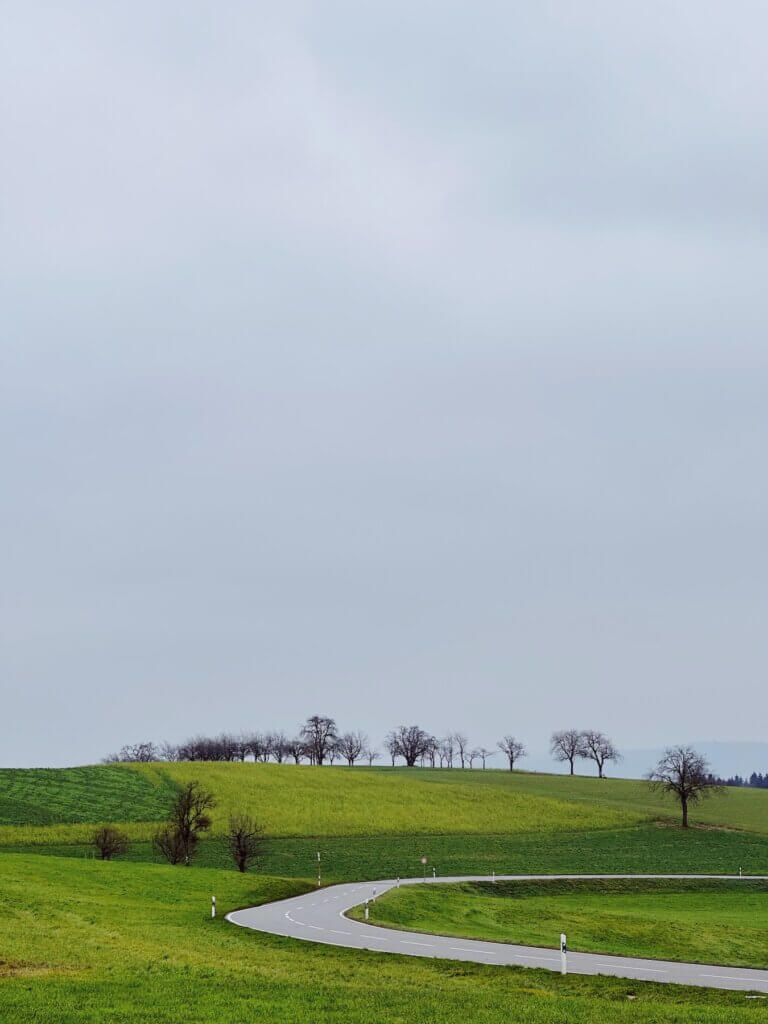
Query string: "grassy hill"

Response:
xmin=3 ymin=762 xmax=768 ymax=838
xmin=2 ymin=762 xmax=768 ymax=879
xmin=2 ymin=763 xmax=768 ymax=1022
xmin=0 ymin=852 xmax=763 ymax=1024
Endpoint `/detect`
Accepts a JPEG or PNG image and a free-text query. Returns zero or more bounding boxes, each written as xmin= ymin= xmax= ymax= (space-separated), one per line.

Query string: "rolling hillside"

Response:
xmin=1 ymin=763 xmax=768 ymax=879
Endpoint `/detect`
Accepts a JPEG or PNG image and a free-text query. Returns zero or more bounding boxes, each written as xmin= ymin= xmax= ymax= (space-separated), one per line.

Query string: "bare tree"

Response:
xmin=647 ymin=746 xmax=724 ymax=828
xmin=269 ymin=732 xmax=288 ymax=763
xmin=103 ymin=741 xmax=158 ymax=763
xmin=327 ymin=740 xmax=341 ymax=765
xmin=393 ymin=725 xmax=431 ymax=767
xmin=153 ymin=825 xmax=186 ymax=864
xmin=467 ymin=749 xmax=479 ymax=769
xmin=454 ymin=732 xmax=469 ymax=769
xmin=384 ymin=731 xmax=399 ymax=766
xmin=337 ymin=731 xmax=367 ymax=766
xmin=225 ymin=813 xmax=266 ymax=872
xmin=284 ymin=737 xmax=305 ymax=764
xmin=439 ymin=735 xmax=455 ymax=769
xmin=497 ymin=736 xmax=527 ymax=771
xmin=159 ymin=741 xmax=180 ymax=762
xmin=230 ymin=734 xmax=250 ymax=762
xmin=477 ymin=747 xmax=495 ymax=770
xmin=158 ymin=781 xmax=216 ymax=865
xmin=365 ymin=747 xmax=380 ymax=766
xmin=301 ymin=715 xmax=338 ymax=765
xmin=580 ymin=730 xmax=621 ymax=778
xmin=550 ymin=729 xmax=584 ymax=775
xmin=92 ymin=826 xmax=129 ymax=860
xmin=248 ymin=732 xmax=271 ymax=763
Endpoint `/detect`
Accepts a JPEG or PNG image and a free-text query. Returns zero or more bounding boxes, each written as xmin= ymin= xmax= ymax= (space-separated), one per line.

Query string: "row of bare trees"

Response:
xmin=105 ymin=717 xmax=624 ymax=778
xmin=550 ymin=729 xmax=621 ymax=778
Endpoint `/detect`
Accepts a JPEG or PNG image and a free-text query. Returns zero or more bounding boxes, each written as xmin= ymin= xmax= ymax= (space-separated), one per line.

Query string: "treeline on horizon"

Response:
xmin=104 ymin=717 xmax=624 ymax=778
xmin=711 ymin=772 xmax=768 ymax=790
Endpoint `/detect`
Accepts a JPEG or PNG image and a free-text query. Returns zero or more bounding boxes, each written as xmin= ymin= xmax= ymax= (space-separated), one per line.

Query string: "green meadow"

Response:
xmin=2 ymin=762 xmax=768 ymax=1021
xmin=352 ymin=877 xmax=768 ymax=969
xmin=0 ymin=852 xmax=764 ymax=1024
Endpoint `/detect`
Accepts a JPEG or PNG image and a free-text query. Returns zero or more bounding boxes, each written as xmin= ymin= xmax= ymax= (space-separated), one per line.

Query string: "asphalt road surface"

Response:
xmin=227 ymin=874 xmax=768 ymax=993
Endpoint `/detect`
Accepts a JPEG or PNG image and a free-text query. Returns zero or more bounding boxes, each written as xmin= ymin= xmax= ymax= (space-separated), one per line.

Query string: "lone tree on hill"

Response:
xmin=154 ymin=780 xmax=216 ymax=865
xmin=301 ymin=715 xmax=338 ymax=765
xmin=550 ymin=729 xmax=584 ymax=775
xmin=647 ymin=746 xmax=724 ymax=828
xmin=498 ymin=736 xmax=527 ymax=771
xmin=92 ymin=825 xmax=129 ymax=860
xmin=580 ymin=730 xmax=621 ymax=778
xmin=225 ymin=813 xmax=266 ymax=872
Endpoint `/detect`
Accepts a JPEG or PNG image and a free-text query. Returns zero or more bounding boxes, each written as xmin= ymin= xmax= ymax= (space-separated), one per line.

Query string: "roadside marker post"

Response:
xmin=432 ymin=867 xmax=436 ymax=881
xmin=492 ymin=870 xmax=496 ymax=883
xmin=317 ymin=851 xmax=321 ymax=887
xmin=365 ymin=899 xmax=369 ymax=921
xmin=211 ymin=896 xmax=216 ymax=919
xmin=421 ymin=856 xmax=427 ymax=882
xmin=560 ymin=933 xmax=567 ymax=975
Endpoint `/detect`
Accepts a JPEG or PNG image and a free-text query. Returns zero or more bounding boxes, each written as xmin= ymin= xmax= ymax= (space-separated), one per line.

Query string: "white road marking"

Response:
xmin=306 ymin=924 xmax=324 ymax=931
xmin=595 ymin=965 xmax=666 ymax=974
xmin=401 ymin=941 xmax=433 ymax=947
xmin=329 ymin=929 xmax=351 ymax=936
xmin=700 ymin=974 xmax=768 ymax=984
xmin=450 ymin=946 xmax=496 ymax=955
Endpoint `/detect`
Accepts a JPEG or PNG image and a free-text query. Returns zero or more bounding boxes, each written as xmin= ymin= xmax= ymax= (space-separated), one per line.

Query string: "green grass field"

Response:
xmin=0 ymin=852 xmax=764 ymax=1024
xmin=2 ymin=762 xmax=768 ymax=1021
xmin=352 ymin=877 xmax=768 ymax=969
xmin=0 ymin=765 xmax=175 ymax=826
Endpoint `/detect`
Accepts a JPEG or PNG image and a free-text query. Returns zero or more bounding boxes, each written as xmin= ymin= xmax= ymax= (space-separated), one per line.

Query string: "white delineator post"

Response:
xmin=364 ymin=899 xmax=369 ymax=921
xmin=560 ymin=933 xmax=567 ymax=975
xmin=211 ymin=895 xmax=216 ymax=919
xmin=317 ymin=850 xmax=321 ymax=887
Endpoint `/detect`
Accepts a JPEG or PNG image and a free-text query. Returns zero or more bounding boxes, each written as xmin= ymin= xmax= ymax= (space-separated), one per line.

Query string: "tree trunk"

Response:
xmin=682 ymin=798 xmax=689 ymax=828
xmin=569 ymin=758 xmax=574 ymax=775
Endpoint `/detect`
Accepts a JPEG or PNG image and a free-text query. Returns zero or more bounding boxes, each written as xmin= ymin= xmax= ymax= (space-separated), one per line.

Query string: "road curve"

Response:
xmin=227 ymin=874 xmax=768 ymax=993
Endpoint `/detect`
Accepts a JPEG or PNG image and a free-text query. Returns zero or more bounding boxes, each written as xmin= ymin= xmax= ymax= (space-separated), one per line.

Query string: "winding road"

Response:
xmin=227 ymin=874 xmax=768 ymax=993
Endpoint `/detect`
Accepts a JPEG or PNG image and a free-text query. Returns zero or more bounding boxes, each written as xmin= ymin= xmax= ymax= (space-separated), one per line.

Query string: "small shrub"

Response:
xmin=92 ymin=825 xmax=129 ymax=860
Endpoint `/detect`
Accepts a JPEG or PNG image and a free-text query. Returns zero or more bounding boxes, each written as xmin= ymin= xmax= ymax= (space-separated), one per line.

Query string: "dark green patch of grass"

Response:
xmin=5 ymin=825 xmax=768 ymax=881
xmin=0 ymin=765 xmax=175 ymax=825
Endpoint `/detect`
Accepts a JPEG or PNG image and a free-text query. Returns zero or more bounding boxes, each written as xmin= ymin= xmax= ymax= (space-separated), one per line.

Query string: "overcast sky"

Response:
xmin=2 ymin=2 xmax=767 ymax=768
